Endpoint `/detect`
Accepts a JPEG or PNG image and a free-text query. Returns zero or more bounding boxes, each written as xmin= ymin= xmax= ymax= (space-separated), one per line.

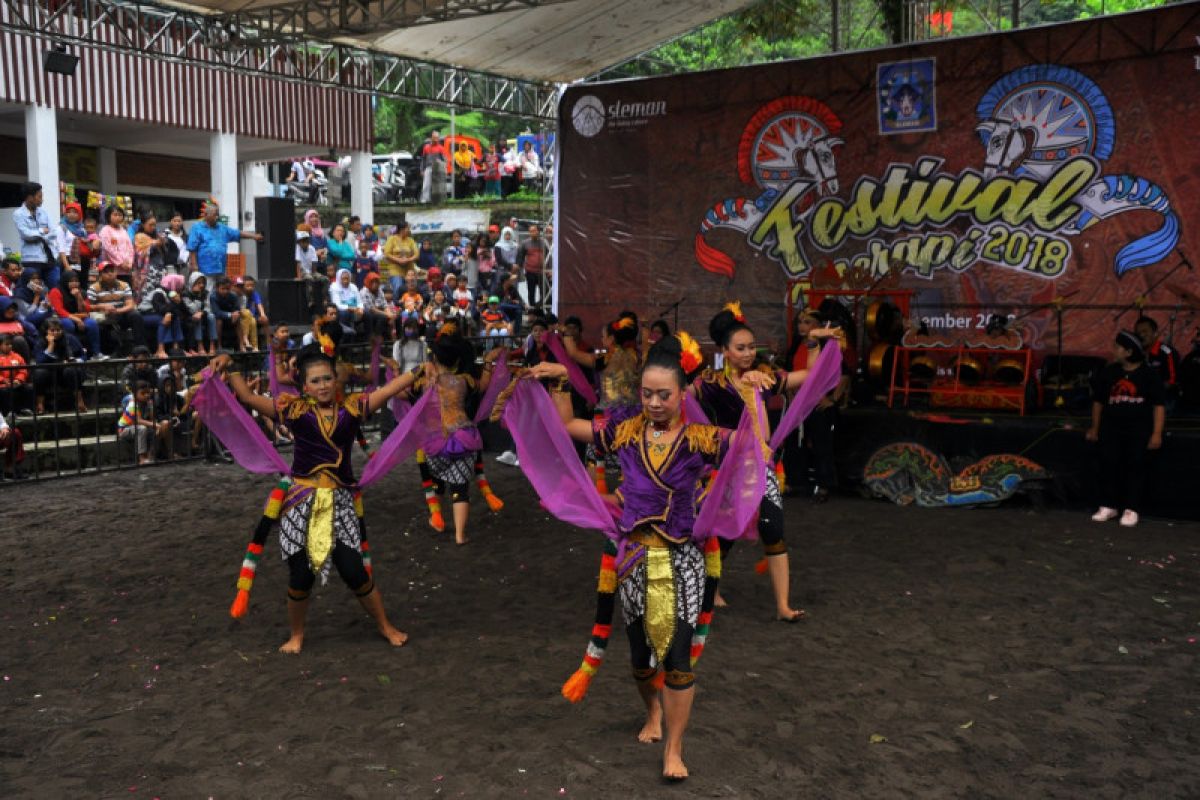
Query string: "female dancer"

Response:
xmin=209 ymin=347 xmax=416 ymax=653
xmin=529 ymin=334 xmax=735 ymax=781
xmin=691 ymin=303 xmax=829 ymax=621
xmin=406 ymin=326 xmax=499 ymax=544
xmin=557 ymin=315 xmax=643 ymax=490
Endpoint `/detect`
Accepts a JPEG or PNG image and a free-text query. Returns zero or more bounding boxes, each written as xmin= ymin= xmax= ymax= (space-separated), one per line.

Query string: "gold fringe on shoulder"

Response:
xmin=611 ymin=415 xmax=647 ymax=451
xmin=277 ymin=394 xmax=312 ymax=422
xmin=683 ymin=424 xmax=721 ymax=456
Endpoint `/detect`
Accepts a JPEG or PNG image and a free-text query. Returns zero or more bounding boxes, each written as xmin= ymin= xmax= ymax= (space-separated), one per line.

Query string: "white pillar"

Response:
xmin=349 ymin=151 xmax=373 ymax=223
xmin=97 ymin=147 xmax=117 ymax=194
xmin=210 ymin=132 xmax=239 ymax=254
xmin=25 ymin=105 xmax=61 ymax=223
xmin=239 ymin=161 xmax=266 ymax=277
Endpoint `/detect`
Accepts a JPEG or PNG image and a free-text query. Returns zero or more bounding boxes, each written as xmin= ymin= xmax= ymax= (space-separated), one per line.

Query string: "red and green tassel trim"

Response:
xmin=230 ymin=478 xmax=291 ymax=619
xmin=691 ymin=537 xmax=722 ymax=665
xmin=416 ymin=449 xmax=445 ymax=531
xmin=562 ymin=540 xmax=618 ymax=703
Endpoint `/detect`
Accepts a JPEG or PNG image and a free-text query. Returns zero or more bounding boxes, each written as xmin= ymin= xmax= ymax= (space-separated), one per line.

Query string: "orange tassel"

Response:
xmin=230 ymin=589 xmax=250 ymax=619
xmin=561 ymin=668 xmax=595 ymax=703
xmin=593 ymin=463 xmax=609 ymax=495
xmin=754 ymin=557 xmax=769 ymax=575
xmin=651 ymin=671 xmax=666 ymax=691
xmin=429 ymin=509 xmax=445 ymax=532
xmin=484 ymin=491 xmax=504 ymax=513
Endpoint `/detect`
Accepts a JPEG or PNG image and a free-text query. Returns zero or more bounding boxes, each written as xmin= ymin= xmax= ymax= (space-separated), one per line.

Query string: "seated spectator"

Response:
xmin=329 ymin=268 xmax=363 ymax=334
xmin=49 ymin=271 xmax=105 ymax=359
xmin=382 ymin=284 xmax=396 ymax=314
xmin=0 ymin=297 xmax=35 ymax=363
xmin=416 ymin=239 xmax=437 ymax=272
xmin=88 ymin=261 xmax=147 ymax=355
xmin=498 ymin=275 xmax=525 ymax=333
xmin=300 ymin=303 xmax=344 ymax=357
xmin=140 ymin=272 xmax=188 ymax=358
xmin=353 ymin=238 xmax=376 ymax=288
xmin=155 ymin=371 xmax=188 ymax=460
xmin=426 ymin=266 xmax=445 ymax=299
xmin=117 ymin=379 xmax=169 ymax=465
xmin=184 ymin=272 xmax=216 ymax=355
xmin=0 ymin=408 xmax=25 ymax=480
xmin=33 ymin=317 xmax=87 ymax=414
xmin=359 ymin=272 xmax=395 ymax=341
xmin=242 ymin=276 xmax=269 ymax=341
xmin=15 ymin=273 xmax=54 ymax=332
xmin=0 ymin=333 xmax=35 ymax=415
xmin=392 ymin=317 xmax=425 ymax=377
xmin=422 ymin=288 xmax=448 ymax=332
xmin=1 ymin=253 xmax=22 ymax=298
xmin=232 ymin=277 xmax=265 ymax=351
xmin=121 ymin=345 xmax=158 ymax=397
xmin=399 ymin=273 xmax=425 ymax=323
xmin=156 ymin=348 xmax=193 ymax=397
xmin=481 ymin=296 xmax=510 ymax=337
xmin=210 ymin=276 xmax=251 ymax=352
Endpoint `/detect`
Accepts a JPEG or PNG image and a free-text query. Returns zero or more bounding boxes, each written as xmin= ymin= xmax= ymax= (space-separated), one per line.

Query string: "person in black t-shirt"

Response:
xmin=1135 ymin=315 xmax=1179 ymax=410
xmin=1086 ymin=330 xmax=1165 ymax=528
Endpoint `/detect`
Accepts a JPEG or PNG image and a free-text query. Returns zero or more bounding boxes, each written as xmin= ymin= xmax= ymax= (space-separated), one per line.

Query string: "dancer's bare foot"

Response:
xmin=378 ymin=623 xmax=408 ymax=647
xmin=279 ymin=635 xmax=304 ymax=654
xmin=455 ymin=535 xmax=469 ymax=546
xmin=714 ymin=591 xmax=728 ymax=608
xmin=776 ymin=607 xmax=806 ymax=622
xmin=663 ymin=747 xmax=688 ymax=780
xmin=638 ymin=706 xmax=663 ymax=743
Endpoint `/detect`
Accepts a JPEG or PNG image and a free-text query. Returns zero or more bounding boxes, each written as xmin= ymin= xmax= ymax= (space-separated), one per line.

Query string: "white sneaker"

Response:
xmin=1091 ymin=507 xmax=1119 ymax=522
xmin=1119 ymin=510 xmax=1139 ymax=528
xmin=495 ymin=450 xmax=519 ymax=466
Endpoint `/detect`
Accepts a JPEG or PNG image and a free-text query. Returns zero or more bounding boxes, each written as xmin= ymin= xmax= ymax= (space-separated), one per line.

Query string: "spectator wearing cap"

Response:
xmin=88 ymin=261 xmax=147 ymax=354
xmin=295 ymin=228 xmax=329 ymax=315
xmin=1086 ymin=329 xmax=1166 ymax=528
xmin=186 ymin=201 xmax=262 ymax=277
xmin=480 ymin=295 xmax=509 ymax=336
xmin=13 ymin=182 xmax=61 ymax=289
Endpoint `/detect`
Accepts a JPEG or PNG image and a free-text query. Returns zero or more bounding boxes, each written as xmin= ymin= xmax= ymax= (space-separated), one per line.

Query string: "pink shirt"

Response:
xmin=101 ymin=225 xmax=135 ymax=270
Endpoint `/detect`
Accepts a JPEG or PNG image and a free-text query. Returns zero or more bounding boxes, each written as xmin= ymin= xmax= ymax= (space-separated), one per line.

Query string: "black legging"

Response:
xmin=287 ymin=541 xmax=370 ymax=594
xmin=720 ymin=491 xmax=786 ymax=561
xmin=783 ymin=405 xmax=837 ymax=492
xmin=525 ymin=272 xmax=543 ymax=308
xmin=627 ymin=617 xmax=695 ymax=689
xmin=1098 ymin=423 xmax=1152 ymax=513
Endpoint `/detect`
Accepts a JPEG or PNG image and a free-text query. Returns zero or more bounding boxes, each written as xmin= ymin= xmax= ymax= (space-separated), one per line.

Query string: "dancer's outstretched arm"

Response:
xmin=529 ymin=363 xmax=593 ymax=442
xmin=211 ymin=354 xmax=277 ymax=419
xmin=365 ymin=368 xmax=419 ymax=415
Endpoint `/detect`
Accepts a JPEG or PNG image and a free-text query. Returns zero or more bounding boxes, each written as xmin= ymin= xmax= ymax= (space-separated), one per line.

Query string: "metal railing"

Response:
xmin=0 ymin=333 xmax=529 ymax=484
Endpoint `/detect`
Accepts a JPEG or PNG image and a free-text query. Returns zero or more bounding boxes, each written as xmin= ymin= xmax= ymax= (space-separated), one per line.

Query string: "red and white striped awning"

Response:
xmin=0 ymin=5 xmax=372 ymax=151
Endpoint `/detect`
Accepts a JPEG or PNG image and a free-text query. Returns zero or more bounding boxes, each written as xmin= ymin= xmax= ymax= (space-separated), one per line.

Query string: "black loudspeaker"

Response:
xmin=254 ymin=196 xmax=295 ymax=281
xmin=267 ymin=279 xmax=309 ymax=326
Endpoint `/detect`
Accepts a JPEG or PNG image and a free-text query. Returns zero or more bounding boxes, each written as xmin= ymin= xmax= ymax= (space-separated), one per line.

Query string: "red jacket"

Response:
xmin=48 ymin=286 xmax=90 ymax=318
xmin=0 ymin=352 xmax=28 ymax=385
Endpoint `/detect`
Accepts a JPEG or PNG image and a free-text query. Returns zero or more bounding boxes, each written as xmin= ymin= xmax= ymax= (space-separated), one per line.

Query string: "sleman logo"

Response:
xmin=572 ymin=95 xmax=667 ymax=136
xmin=571 ymin=95 xmax=606 ymax=137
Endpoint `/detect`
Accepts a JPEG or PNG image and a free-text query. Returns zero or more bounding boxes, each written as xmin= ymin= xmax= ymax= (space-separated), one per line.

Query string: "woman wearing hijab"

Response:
xmin=56 ymin=202 xmax=85 ymax=278
xmin=48 ymin=271 xmax=105 ymax=359
xmin=329 ymin=268 xmax=363 ymax=336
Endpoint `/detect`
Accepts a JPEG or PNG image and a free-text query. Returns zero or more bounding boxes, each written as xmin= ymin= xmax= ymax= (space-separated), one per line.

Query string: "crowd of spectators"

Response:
xmin=294 ymin=209 xmax=552 ymax=344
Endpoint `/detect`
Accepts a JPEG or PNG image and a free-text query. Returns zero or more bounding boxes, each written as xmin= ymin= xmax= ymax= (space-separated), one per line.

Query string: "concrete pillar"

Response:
xmin=210 ymin=132 xmax=239 ymax=254
xmin=25 ymin=105 xmax=61 ymax=222
xmin=97 ymin=147 xmax=117 ymax=194
xmin=239 ymin=161 xmax=268 ymax=276
xmin=350 ymin=150 xmax=373 ymax=223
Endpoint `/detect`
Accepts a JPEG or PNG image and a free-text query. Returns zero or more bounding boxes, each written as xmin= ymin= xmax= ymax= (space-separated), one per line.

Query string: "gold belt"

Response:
xmin=293 ymin=472 xmax=343 ymax=490
xmin=628 ymin=527 xmax=670 ymax=549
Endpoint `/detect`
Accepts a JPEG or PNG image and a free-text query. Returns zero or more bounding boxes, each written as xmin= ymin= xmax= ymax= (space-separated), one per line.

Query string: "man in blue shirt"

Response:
xmin=12 ymin=182 xmax=60 ymax=288
xmin=186 ymin=202 xmax=262 ymax=277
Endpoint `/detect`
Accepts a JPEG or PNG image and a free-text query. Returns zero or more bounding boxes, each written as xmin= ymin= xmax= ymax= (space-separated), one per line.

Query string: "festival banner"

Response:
xmin=557 ymin=4 xmax=1200 ymax=357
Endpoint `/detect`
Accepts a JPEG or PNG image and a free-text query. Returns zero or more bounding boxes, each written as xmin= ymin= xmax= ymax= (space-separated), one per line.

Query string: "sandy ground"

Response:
xmin=2 ymin=457 xmax=1199 ymax=799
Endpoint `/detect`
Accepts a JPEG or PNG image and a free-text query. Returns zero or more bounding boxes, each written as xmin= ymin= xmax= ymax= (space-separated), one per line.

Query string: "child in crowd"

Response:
xmin=423 ymin=289 xmax=448 ymax=331
xmin=117 ymin=379 xmax=169 ymax=465
xmin=480 ymin=296 xmax=509 ymax=337
xmin=0 ymin=334 xmax=35 ymax=415
xmin=242 ymin=276 xmax=269 ymax=345
xmin=353 ymin=239 xmax=376 ymax=288
xmin=399 ymin=271 xmax=425 ymax=323
xmin=230 ymin=278 xmax=261 ymax=351
xmin=155 ymin=372 xmax=187 ymax=459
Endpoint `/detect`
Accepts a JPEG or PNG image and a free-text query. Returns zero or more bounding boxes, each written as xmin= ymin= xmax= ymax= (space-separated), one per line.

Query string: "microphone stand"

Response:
xmin=657 ymin=298 xmax=684 ymax=332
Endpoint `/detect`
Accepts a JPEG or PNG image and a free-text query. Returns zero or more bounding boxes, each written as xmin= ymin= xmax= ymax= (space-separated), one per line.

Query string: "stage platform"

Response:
xmin=832 ymin=404 xmax=1200 ymax=522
